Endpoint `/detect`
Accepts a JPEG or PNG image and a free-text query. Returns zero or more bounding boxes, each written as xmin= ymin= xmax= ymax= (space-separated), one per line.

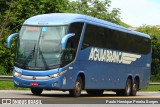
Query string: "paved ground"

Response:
xmin=0 ymin=90 xmax=160 ymax=98
xmin=0 ymin=90 xmax=160 ymax=107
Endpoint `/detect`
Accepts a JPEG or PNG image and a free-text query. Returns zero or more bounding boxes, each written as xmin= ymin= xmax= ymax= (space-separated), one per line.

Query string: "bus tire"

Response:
xmin=116 ymin=78 xmax=132 ymax=96
xmin=31 ymin=88 xmax=43 ymax=95
xmin=124 ymin=78 xmax=132 ymax=96
xmin=86 ymin=90 xmax=104 ymax=95
xmin=69 ymin=76 xmax=82 ymax=97
xmin=131 ymin=79 xmax=139 ymax=96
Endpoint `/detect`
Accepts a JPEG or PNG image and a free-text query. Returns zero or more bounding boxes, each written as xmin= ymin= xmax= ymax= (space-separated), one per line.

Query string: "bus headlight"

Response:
xmin=49 ymin=70 xmax=67 ymax=78
xmin=49 ymin=73 xmax=59 ymax=78
xmin=14 ymin=71 xmax=21 ymax=77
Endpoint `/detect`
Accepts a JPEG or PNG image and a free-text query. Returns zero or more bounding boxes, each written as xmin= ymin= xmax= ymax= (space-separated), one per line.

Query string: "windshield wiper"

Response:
xmin=39 ymin=48 xmax=48 ymax=70
xmin=22 ymin=43 xmax=36 ymax=68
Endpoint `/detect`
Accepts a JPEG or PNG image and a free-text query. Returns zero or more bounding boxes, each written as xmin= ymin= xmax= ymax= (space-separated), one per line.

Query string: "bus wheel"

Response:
xmin=69 ymin=76 xmax=82 ymax=97
xmin=124 ymin=78 xmax=132 ymax=96
xmin=131 ymin=79 xmax=139 ymax=96
xmin=86 ymin=90 xmax=104 ymax=95
xmin=116 ymin=78 xmax=132 ymax=96
xmin=31 ymin=88 xmax=43 ymax=95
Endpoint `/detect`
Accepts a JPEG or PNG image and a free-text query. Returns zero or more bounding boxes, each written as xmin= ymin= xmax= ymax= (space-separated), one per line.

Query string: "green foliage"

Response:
xmin=151 ymin=36 xmax=160 ymax=75
xmin=137 ymin=25 xmax=160 ymax=81
xmin=0 ymin=0 xmax=122 ymax=75
xmin=66 ymin=0 xmax=121 ymax=24
xmin=1 ymin=0 xmax=68 ymax=34
xmin=0 ymin=28 xmax=14 ymax=73
xmin=0 ymin=0 xmax=68 ymax=74
xmin=140 ymin=85 xmax=160 ymax=91
xmin=150 ymin=74 xmax=160 ymax=82
xmin=136 ymin=25 xmax=160 ymax=40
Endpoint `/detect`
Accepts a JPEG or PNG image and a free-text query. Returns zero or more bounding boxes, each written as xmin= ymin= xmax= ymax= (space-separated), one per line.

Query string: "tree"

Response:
xmin=66 ymin=0 xmax=121 ymax=24
xmin=0 ymin=0 xmax=122 ymax=74
xmin=0 ymin=0 xmax=68 ymax=73
xmin=0 ymin=0 xmax=14 ymax=37
xmin=150 ymin=36 xmax=160 ymax=75
xmin=136 ymin=25 xmax=160 ymax=80
xmin=136 ymin=25 xmax=160 ymax=41
xmin=0 ymin=0 xmax=69 ymax=36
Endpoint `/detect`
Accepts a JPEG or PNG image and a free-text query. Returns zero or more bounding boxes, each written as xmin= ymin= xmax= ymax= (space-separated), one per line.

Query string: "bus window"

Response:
xmin=82 ymin=23 xmax=151 ymax=55
xmin=62 ymin=22 xmax=84 ymax=65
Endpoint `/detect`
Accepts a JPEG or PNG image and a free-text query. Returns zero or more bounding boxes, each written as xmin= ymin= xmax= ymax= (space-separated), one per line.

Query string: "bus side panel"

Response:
xmin=77 ymin=48 xmax=151 ymax=90
xmin=78 ymin=48 xmax=128 ymax=89
xmin=138 ymin=67 xmax=151 ymax=88
xmin=60 ymin=62 xmax=81 ymax=90
xmin=138 ymin=54 xmax=151 ymax=88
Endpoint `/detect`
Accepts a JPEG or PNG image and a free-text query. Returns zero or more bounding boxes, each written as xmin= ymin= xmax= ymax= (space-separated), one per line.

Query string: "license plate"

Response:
xmin=30 ymin=82 xmax=38 ymax=86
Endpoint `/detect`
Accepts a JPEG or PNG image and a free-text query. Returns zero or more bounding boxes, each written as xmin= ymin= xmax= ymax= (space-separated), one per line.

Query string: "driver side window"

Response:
xmin=63 ymin=22 xmax=84 ymax=65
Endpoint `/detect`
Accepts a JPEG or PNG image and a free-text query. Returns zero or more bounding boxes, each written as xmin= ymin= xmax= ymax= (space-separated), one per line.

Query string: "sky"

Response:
xmin=111 ymin=0 xmax=160 ymax=27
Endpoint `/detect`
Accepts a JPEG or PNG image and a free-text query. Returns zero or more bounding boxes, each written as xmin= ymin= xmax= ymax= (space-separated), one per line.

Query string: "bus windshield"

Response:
xmin=15 ymin=25 xmax=68 ymax=70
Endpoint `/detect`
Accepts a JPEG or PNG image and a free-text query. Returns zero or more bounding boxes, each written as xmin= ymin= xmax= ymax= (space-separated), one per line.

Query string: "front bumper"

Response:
xmin=13 ymin=75 xmax=64 ymax=90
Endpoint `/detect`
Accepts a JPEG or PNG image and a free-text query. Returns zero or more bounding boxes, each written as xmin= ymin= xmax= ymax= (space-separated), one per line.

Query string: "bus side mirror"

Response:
xmin=61 ymin=33 xmax=75 ymax=50
xmin=6 ymin=33 xmax=19 ymax=48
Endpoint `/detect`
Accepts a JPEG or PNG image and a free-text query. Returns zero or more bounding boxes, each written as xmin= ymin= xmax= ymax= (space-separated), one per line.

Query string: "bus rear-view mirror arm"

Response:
xmin=61 ymin=33 xmax=75 ymax=50
xmin=6 ymin=33 xmax=19 ymax=48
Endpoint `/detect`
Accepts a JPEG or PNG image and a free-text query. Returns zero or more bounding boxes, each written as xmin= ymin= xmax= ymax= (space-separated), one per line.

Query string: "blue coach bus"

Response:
xmin=7 ymin=13 xmax=151 ymax=97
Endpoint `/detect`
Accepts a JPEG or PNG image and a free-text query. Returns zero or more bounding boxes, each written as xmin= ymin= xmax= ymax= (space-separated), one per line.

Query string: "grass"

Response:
xmin=140 ymin=85 xmax=160 ymax=91
xmin=0 ymin=81 xmax=28 ymax=90
xmin=0 ymin=81 xmax=160 ymax=91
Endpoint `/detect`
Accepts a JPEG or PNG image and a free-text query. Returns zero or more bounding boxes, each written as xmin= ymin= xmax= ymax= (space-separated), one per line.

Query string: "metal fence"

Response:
xmin=0 ymin=76 xmax=160 ymax=85
xmin=0 ymin=76 xmax=13 ymax=81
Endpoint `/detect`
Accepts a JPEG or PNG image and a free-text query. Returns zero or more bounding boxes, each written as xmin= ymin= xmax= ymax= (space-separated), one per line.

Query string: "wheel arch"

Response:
xmin=76 ymin=71 xmax=85 ymax=89
xmin=127 ymin=75 xmax=134 ymax=87
xmin=134 ymin=76 xmax=140 ymax=89
xmin=128 ymin=75 xmax=133 ymax=82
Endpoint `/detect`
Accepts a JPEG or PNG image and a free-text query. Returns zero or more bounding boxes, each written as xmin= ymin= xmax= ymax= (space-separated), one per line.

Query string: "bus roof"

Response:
xmin=24 ymin=13 xmax=150 ymax=38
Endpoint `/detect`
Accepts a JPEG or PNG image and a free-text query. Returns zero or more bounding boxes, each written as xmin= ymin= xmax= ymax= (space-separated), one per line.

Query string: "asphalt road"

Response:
xmin=0 ymin=90 xmax=159 ymax=98
xmin=0 ymin=90 xmax=160 ymax=101
xmin=0 ymin=90 xmax=160 ymax=107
